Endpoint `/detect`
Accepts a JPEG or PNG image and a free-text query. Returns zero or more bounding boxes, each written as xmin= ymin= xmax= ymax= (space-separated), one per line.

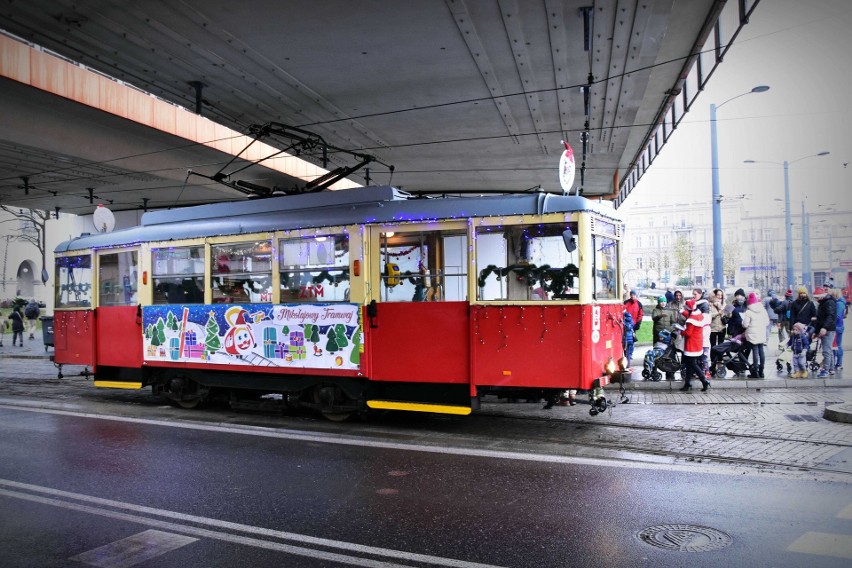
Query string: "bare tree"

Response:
xmin=0 ymin=206 xmax=50 ymax=284
xmin=723 ymin=241 xmax=741 ymax=288
xmin=673 ymin=236 xmax=696 ymax=285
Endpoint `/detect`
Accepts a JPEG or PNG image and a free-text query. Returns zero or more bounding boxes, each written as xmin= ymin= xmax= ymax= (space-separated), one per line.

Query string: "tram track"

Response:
xmin=475 ymin=407 xmax=852 ymax=478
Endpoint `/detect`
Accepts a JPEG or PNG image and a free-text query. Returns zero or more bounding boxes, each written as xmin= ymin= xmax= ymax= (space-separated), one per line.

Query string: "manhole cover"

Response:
xmin=639 ymin=524 xmax=733 ymax=552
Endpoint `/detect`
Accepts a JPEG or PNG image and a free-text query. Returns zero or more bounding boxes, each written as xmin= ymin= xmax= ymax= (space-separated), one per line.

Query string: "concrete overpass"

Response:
xmin=0 ymin=0 xmax=760 ymax=215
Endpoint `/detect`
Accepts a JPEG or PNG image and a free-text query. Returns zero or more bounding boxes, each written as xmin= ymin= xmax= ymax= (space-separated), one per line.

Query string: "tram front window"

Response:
xmin=593 ymin=235 xmax=618 ymax=300
xmin=55 ymin=254 xmax=93 ymax=308
xmin=476 ymin=223 xmax=579 ymax=301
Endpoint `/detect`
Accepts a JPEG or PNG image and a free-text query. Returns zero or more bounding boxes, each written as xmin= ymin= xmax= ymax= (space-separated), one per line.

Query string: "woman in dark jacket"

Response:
xmin=8 ymin=306 xmax=24 ymax=347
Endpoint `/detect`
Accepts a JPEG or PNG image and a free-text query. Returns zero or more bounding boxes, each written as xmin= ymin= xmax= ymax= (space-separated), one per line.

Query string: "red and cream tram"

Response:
xmin=52 ymin=186 xmax=628 ymax=418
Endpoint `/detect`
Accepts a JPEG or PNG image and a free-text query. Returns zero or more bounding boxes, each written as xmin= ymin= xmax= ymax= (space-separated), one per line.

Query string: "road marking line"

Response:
xmin=838 ymin=502 xmax=852 ymax=519
xmin=787 ymin=532 xmax=852 ymax=560
xmin=70 ymin=529 xmax=196 ymax=568
xmin=0 ymin=480 xmax=503 ymax=568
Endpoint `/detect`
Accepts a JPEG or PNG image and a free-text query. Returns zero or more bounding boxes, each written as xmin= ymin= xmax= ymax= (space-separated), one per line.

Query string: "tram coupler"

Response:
xmin=588 ymin=385 xmax=611 ymax=416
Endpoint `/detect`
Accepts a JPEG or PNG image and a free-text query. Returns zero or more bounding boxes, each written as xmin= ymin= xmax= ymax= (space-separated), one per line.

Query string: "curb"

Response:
xmin=824 ymin=403 xmax=852 ymax=424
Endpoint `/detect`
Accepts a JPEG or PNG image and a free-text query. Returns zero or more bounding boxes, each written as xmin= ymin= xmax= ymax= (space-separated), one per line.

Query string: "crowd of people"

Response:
xmin=0 ymin=299 xmax=41 ymax=347
xmin=626 ymin=283 xmax=848 ymax=386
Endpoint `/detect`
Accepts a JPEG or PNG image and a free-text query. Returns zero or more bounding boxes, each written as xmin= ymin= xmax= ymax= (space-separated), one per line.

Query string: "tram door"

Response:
xmin=366 ymin=224 xmax=470 ymax=387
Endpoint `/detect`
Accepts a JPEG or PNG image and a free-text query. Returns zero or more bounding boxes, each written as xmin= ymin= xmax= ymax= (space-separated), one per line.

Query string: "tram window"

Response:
xmin=279 ymin=234 xmax=349 ymax=303
xmin=98 ymin=250 xmax=138 ymax=306
xmin=152 ymin=246 xmax=205 ymax=305
xmin=55 ymin=254 xmax=93 ymax=308
xmin=211 ymin=240 xmax=273 ymax=304
xmin=593 ymin=235 xmax=618 ymax=300
xmin=476 ymin=223 xmax=579 ymax=301
xmin=380 ymin=230 xmax=467 ymax=302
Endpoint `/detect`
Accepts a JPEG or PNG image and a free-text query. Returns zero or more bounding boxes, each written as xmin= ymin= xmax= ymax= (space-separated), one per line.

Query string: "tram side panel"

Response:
xmin=53 ymin=310 xmax=97 ymax=368
xmin=581 ymin=303 xmax=626 ymax=385
xmin=471 ymin=303 xmax=625 ymax=389
xmin=366 ymin=302 xmax=470 ymax=383
xmin=96 ymin=306 xmax=143 ymax=369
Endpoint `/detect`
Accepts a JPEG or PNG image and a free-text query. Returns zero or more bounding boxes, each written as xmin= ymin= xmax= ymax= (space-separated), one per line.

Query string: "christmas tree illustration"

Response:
xmin=349 ymin=329 xmax=361 ymax=366
xmin=204 ymin=311 xmax=222 ymax=354
xmin=334 ymin=323 xmax=349 ymax=349
xmin=166 ymin=310 xmax=179 ymax=331
xmin=325 ymin=327 xmax=339 ymax=353
xmin=151 ymin=318 xmax=166 ymax=347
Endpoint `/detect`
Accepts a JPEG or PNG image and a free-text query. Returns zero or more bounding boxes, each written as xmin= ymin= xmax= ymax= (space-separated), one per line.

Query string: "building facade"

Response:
xmin=623 ymin=199 xmax=852 ymax=293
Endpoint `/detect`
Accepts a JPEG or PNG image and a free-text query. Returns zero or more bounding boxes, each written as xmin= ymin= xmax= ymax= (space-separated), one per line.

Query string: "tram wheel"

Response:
xmin=313 ymin=384 xmax=354 ymax=422
xmin=175 ymin=397 xmax=204 ymax=410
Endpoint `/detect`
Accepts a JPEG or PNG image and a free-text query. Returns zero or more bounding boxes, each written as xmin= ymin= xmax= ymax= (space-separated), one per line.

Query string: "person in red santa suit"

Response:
xmin=679 ymin=299 xmax=710 ymax=392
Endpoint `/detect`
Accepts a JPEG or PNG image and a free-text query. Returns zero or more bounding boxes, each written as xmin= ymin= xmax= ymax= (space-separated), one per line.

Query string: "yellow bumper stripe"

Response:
xmin=94 ymin=381 xmax=143 ymax=390
xmin=367 ymin=400 xmax=472 ymax=415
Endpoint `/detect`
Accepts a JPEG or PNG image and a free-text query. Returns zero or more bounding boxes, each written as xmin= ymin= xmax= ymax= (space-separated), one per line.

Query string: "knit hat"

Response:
xmin=735 ymin=288 xmax=745 ymax=298
xmin=630 ymin=289 xmax=637 ymax=296
xmin=813 ymin=287 xmax=827 ymax=298
xmin=798 ymin=286 xmax=808 ymax=295
xmin=785 ymin=289 xmax=793 ymax=298
xmin=657 ymin=296 xmax=666 ymax=303
xmin=747 ymin=292 xmax=759 ymax=305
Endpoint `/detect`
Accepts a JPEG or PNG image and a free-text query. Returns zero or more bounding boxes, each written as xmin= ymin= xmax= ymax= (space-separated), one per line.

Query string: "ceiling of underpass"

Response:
xmin=0 ymin=0 xmax=727 ymax=214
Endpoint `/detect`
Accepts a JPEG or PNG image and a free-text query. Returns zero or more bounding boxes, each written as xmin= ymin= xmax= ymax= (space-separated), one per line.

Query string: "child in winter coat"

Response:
xmin=788 ymin=322 xmax=811 ymax=378
xmin=623 ymin=310 xmax=636 ymax=362
xmin=8 ymin=306 xmax=24 ymax=347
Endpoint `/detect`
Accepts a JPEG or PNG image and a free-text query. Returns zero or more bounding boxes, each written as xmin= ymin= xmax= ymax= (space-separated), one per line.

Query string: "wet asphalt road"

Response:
xmin=1 ymin=402 xmax=852 ymax=567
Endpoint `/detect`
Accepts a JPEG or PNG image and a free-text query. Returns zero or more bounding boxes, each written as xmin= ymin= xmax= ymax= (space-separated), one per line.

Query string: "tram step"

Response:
xmin=366 ymin=400 xmax=472 ymax=415
xmin=93 ymin=381 xmax=143 ymax=389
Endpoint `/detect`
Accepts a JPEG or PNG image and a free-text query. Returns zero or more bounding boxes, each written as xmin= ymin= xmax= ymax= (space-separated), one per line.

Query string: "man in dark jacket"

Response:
xmin=725 ymin=288 xmax=747 ymax=337
xmin=24 ymin=299 xmax=40 ymax=340
xmin=812 ymin=287 xmax=837 ymax=377
xmin=773 ymin=288 xmax=793 ymax=345
xmin=790 ymin=286 xmax=817 ymax=327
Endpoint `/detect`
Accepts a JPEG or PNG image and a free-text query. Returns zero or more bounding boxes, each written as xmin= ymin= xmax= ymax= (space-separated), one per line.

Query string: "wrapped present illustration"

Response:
xmin=183 ymin=344 xmax=204 ymax=358
xmin=168 ymin=337 xmax=180 ymax=360
xmin=264 ymin=327 xmax=277 ymax=343
xmin=289 ymin=331 xmax=305 ymax=346
xmin=289 ymin=344 xmax=306 ymax=360
xmin=146 ymin=345 xmax=158 ymax=357
xmin=263 ymin=327 xmax=278 ymax=358
xmin=274 ymin=342 xmax=287 ymax=359
xmin=184 ymin=330 xmax=197 ymax=346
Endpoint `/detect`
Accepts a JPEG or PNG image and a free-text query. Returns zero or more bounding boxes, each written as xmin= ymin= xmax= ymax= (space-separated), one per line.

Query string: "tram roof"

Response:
xmin=55 ymin=186 xmax=623 ymax=252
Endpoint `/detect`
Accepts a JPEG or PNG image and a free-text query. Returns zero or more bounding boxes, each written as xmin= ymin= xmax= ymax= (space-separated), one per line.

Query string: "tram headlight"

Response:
xmin=604 ymin=357 xmax=617 ymax=375
xmin=618 ymin=356 xmax=629 ymax=370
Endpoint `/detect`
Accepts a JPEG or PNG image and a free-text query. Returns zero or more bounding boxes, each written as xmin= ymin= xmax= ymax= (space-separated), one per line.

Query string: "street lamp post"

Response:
xmin=743 ymin=151 xmax=829 ymax=289
xmin=802 ymin=202 xmax=811 ymax=290
xmin=711 ymin=86 xmax=769 ymax=288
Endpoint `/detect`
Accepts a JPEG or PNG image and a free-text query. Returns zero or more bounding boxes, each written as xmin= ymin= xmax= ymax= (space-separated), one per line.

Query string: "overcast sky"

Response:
xmin=625 ymin=0 xmax=852 ymax=214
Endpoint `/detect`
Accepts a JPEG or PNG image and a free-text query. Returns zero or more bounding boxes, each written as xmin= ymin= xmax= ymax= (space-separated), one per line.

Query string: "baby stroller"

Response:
xmin=642 ymin=329 xmax=671 ymax=382
xmin=710 ymin=336 xmax=752 ymax=378
xmin=653 ymin=326 xmax=684 ymax=381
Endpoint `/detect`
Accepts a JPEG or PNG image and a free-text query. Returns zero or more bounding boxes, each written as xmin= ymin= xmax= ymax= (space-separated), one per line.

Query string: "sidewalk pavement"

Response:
xmin=2 ymin=332 xmax=850 ymax=423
